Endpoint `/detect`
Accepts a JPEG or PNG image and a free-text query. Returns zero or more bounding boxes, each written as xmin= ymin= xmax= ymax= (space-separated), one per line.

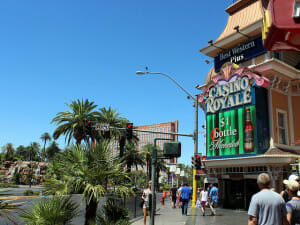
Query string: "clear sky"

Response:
xmin=0 ymin=0 xmax=231 ymax=165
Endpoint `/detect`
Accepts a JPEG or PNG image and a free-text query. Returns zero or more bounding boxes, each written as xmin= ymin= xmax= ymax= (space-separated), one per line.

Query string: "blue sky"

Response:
xmin=0 ymin=0 xmax=231 ymax=165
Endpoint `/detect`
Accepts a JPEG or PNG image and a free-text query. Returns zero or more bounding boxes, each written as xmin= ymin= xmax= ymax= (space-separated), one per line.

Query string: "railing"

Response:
xmin=107 ymin=192 xmax=144 ymax=219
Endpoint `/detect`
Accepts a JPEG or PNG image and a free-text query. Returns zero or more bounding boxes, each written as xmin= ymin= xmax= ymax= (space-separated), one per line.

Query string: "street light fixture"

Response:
xmin=136 ymin=70 xmax=199 ymax=225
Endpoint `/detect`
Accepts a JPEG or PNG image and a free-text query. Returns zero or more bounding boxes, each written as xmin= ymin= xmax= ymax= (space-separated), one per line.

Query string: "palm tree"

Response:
xmin=96 ymin=106 xmax=122 ymax=140
xmin=26 ymin=142 xmax=40 ymax=161
xmin=122 ymin=142 xmax=145 ymax=172
xmin=15 ymin=145 xmax=27 ymax=160
xmin=40 ymin=132 xmax=52 ymax=161
xmin=156 ymin=156 xmax=168 ymax=191
xmin=43 ymin=141 xmax=133 ymax=225
xmin=142 ymin=144 xmax=155 ymax=181
xmin=1 ymin=143 xmax=15 ymax=161
xmin=52 ymin=99 xmax=99 ymax=145
xmin=46 ymin=141 xmax=61 ymax=161
xmin=19 ymin=195 xmax=78 ymax=225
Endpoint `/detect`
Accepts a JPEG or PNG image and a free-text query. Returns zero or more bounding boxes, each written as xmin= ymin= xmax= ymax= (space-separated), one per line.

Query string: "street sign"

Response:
xmin=169 ymin=165 xmax=176 ymax=172
xmin=95 ymin=123 xmax=110 ymax=131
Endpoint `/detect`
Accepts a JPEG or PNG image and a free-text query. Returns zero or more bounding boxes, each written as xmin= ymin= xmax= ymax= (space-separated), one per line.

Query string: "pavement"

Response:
xmin=131 ymin=198 xmax=248 ymax=225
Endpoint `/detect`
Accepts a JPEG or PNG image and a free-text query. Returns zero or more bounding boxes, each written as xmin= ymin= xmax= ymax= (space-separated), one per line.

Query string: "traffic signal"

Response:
xmin=191 ymin=156 xmax=195 ymax=168
xmin=195 ymin=154 xmax=201 ymax=170
xmin=126 ymin=123 xmax=133 ymax=139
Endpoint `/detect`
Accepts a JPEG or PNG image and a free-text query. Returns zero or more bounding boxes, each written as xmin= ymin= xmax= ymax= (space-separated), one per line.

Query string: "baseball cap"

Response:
xmin=289 ymin=174 xmax=300 ymax=181
xmin=283 ymin=174 xmax=300 ymax=183
xmin=283 ymin=180 xmax=300 ymax=192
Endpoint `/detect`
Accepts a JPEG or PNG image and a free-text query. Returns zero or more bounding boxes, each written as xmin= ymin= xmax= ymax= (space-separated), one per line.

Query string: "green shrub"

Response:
xmin=33 ymin=191 xmax=40 ymax=196
xmin=19 ymin=195 xmax=79 ymax=225
xmin=0 ymin=183 xmax=18 ymax=188
xmin=23 ymin=190 xmax=34 ymax=196
xmin=97 ymin=200 xmax=130 ymax=225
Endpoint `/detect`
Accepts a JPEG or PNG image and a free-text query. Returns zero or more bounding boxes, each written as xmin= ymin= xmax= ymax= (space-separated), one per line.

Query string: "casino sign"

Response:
xmin=198 ymin=62 xmax=270 ymax=159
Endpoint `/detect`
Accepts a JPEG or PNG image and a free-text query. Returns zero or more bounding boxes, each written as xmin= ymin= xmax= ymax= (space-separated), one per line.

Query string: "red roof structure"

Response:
xmin=262 ymin=0 xmax=300 ymax=51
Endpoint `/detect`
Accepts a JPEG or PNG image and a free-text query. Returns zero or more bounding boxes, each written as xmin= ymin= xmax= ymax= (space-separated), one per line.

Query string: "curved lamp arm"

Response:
xmin=136 ymin=71 xmax=196 ymax=101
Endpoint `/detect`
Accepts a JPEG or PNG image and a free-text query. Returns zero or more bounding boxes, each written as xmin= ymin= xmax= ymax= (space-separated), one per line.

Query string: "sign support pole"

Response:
xmin=192 ymin=96 xmax=199 ymax=207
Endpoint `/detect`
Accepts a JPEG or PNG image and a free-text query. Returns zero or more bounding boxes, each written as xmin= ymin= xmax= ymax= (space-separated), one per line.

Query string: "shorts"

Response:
xmin=200 ymin=201 xmax=207 ymax=205
xmin=172 ymin=196 xmax=176 ymax=202
xmin=143 ymin=201 xmax=149 ymax=209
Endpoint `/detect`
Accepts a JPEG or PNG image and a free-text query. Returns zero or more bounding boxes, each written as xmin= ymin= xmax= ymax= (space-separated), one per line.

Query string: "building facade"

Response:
xmin=199 ymin=0 xmax=300 ymax=209
xmin=135 ymin=121 xmax=179 ymax=169
xmin=112 ymin=121 xmax=179 ymax=172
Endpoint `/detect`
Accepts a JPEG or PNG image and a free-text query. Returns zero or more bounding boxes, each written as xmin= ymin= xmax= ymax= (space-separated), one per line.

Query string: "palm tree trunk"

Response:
xmin=43 ymin=140 xmax=46 ymax=161
xmin=85 ymin=197 xmax=98 ymax=225
xmin=147 ymin=160 xmax=151 ymax=181
xmin=119 ymin=136 xmax=125 ymax=158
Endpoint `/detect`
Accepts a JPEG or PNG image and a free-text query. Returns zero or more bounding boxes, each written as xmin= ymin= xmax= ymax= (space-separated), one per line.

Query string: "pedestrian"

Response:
xmin=248 ymin=173 xmax=288 ymax=225
xmin=142 ymin=181 xmax=152 ymax=225
xmin=200 ymin=187 xmax=209 ymax=216
xmin=281 ymin=174 xmax=300 ymax=202
xmin=179 ymin=183 xmax=191 ymax=216
xmin=161 ymin=190 xmax=166 ymax=206
xmin=284 ymin=179 xmax=300 ymax=225
xmin=177 ymin=184 xmax=182 ymax=208
xmin=170 ymin=185 xmax=178 ymax=208
xmin=208 ymin=183 xmax=218 ymax=216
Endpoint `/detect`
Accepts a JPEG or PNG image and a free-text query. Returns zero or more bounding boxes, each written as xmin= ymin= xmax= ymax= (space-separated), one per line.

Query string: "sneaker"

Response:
xmin=202 ymin=212 xmax=205 ymax=216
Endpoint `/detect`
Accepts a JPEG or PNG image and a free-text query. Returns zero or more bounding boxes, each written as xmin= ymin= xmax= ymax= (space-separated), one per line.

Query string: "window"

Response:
xmin=293 ymin=1 xmax=300 ymax=18
xmin=273 ymin=51 xmax=282 ymax=60
xmin=277 ymin=109 xmax=288 ymax=145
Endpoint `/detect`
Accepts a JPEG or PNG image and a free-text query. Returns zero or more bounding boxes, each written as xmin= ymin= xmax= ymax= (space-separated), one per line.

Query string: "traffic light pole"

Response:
xmin=192 ymin=96 xmax=198 ymax=207
xmin=136 ymin=70 xmax=200 ymax=209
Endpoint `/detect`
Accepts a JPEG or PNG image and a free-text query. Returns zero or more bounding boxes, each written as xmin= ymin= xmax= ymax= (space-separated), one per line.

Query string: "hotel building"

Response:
xmin=112 ymin=121 xmax=179 ymax=172
xmin=198 ymin=0 xmax=300 ymax=209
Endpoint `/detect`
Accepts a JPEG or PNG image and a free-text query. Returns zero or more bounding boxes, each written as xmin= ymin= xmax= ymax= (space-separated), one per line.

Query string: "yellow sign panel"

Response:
xmin=262 ymin=10 xmax=271 ymax=40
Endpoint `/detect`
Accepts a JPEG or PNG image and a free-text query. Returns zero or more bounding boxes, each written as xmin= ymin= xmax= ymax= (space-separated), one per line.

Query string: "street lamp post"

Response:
xmin=136 ymin=70 xmax=199 ymax=224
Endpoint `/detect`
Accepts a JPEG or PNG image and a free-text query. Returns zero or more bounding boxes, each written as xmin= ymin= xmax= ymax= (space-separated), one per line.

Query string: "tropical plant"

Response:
xmin=46 ymin=141 xmax=61 ymax=161
xmin=96 ymin=106 xmax=122 ymax=140
xmin=12 ymin=172 xmax=23 ymax=185
xmin=1 ymin=143 xmax=15 ymax=161
xmin=129 ymin=171 xmax=148 ymax=189
xmin=97 ymin=200 xmax=130 ymax=225
xmin=0 ymin=188 xmax=23 ymax=225
xmin=142 ymin=144 xmax=155 ymax=181
xmin=156 ymin=156 xmax=168 ymax=191
xmin=26 ymin=172 xmax=34 ymax=186
xmin=52 ymin=99 xmax=99 ymax=145
xmin=26 ymin=142 xmax=41 ymax=161
xmin=42 ymin=141 xmax=133 ymax=225
xmin=122 ymin=142 xmax=145 ymax=172
xmin=40 ymin=132 xmax=52 ymax=161
xmin=15 ymin=145 xmax=27 ymax=160
xmin=19 ymin=195 xmax=78 ymax=225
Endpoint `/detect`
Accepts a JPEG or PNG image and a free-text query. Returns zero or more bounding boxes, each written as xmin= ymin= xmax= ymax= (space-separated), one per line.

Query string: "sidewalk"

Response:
xmin=131 ymin=199 xmax=192 ymax=225
xmin=131 ymin=198 xmax=248 ymax=225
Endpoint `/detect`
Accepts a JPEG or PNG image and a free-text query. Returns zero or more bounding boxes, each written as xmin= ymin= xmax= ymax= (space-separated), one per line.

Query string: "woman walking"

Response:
xmin=199 ymin=187 xmax=209 ymax=216
xmin=142 ymin=181 xmax=152 ymax=225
